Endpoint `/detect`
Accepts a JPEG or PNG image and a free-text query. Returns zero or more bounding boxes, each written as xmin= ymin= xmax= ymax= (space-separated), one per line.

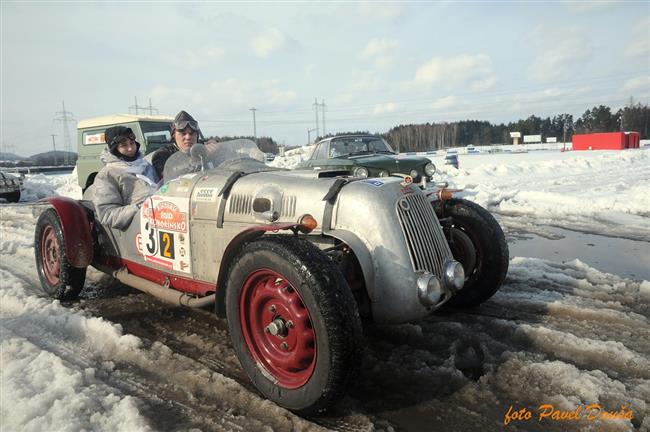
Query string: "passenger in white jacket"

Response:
xmin=92 ymin=126 xmax=159 ymax=230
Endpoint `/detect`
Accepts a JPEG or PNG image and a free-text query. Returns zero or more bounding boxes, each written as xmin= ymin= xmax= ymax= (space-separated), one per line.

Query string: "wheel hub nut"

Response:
xmin=265 ymin=318 xmax=288 ymax=337
xmin=280 ymin=342 xmax=288 ymax=350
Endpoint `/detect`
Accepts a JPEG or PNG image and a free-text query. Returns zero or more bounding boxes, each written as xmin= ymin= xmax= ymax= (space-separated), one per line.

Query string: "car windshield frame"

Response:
xmin=319 ymin=136 xmax=396 ymax=159
xmin=140 ymin=121 xmax=173 ymax=147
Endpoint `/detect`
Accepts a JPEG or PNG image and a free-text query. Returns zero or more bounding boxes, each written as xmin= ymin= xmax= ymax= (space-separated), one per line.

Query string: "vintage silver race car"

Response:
xmin=34 ymin=139 xmax=508 ymax=414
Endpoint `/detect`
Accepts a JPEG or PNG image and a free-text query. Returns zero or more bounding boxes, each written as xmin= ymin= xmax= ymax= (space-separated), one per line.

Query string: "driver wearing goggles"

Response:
xmin=151 ymin=110 xmax=202 ymax=178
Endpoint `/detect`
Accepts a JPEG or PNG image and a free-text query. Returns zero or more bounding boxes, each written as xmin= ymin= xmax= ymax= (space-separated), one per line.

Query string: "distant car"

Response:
xmin=298 ymin=135 xmax=436 ymax=188
xmin=0 ymin=171 xmax=23 ymax=202
xmin=444 ymin=153 xmax=459 ymax=169
xmin=264 ymin=153 xmax=275 ymax=162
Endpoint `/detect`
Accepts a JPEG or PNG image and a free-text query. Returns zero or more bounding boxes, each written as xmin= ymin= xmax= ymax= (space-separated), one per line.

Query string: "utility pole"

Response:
xmin=54 ymin=101 xmax=75 ymax=165
xmin=307 ymin=128 xmax=318 ymax=144
xmin=50 ymin=134 xmax=58 ymax=165
xmin=129 ymin=97 xmax=147 ymax=115
xmin=318 ymin=99 xmax=327 ymax=136
xmin=147 ymin=98 xmax=159 ymax=115
xmin=249 ymin=107 xmax=258 ymax=143
xmin=312 ymin=98 xmax=320 ymax=139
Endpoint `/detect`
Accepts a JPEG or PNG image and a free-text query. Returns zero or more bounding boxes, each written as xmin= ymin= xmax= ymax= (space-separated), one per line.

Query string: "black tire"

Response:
xmin=34 ymin=208 xmax=86 ymax=300
xmin=225 ymin=235 xmax=363 ymax=415
xmin=433 ymin=198 xmax=508 ymax=307
xmin=5 ymin=191 xmax=20 ymax=202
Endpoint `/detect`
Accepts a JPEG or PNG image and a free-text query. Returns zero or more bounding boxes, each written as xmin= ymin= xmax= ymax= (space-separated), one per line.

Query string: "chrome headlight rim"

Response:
xmin=416 ymin=271 xmax=443 ymax=306
xmin=352 ymin=166 xmax=369 ymax=178
xmin=444 ymin=260 xmax=465 ymax=291
xmin=424 ymin=162 xmax=436 ymax=177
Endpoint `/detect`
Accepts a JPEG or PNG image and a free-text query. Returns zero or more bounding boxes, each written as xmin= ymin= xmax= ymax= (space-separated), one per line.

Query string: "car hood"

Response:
xmin=345 ymin=153 xmax=428 ymax=170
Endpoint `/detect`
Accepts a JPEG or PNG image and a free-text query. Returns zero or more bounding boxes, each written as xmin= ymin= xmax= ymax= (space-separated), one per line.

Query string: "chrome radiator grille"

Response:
xmin=396 ymin=193 xmax=452 ymax=276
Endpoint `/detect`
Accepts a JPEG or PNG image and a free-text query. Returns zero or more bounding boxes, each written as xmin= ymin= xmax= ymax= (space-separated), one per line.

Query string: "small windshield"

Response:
xmin=326 ymin=136 xmax=395 ymax=158
xmin=163 ymin=139 xmax=267 ymax=181
xmin=141 ymin=122 xmax=173 ymax=152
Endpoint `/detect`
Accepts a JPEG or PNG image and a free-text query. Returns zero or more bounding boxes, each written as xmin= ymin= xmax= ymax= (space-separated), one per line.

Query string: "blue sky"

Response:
xmin=2 ymin=1 xmax=648 ymax=155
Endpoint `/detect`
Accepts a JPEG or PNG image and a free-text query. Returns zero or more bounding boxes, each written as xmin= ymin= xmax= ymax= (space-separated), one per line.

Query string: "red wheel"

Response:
xmin=239 ymin=269 xmax=316 ymax=389
xmin=34 ymin=208 xmax=86 ymax=300
xmin=40 ymin=225 xmax=62 ymax=286
xmin=226 ymin=236 xmax=362 ymax=414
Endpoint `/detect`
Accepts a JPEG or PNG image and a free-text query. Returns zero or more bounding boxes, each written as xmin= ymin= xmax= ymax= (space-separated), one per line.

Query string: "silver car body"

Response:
xmin=87 ymin=140 xmax=460 ymax=324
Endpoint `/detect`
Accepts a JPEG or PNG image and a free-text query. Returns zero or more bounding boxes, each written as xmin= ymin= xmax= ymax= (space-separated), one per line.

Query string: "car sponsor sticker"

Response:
xmin=140 ymin=196 xmax=191 ymax=273
xmin=84 ymin=132 xmax=105 ymax=145
xmin=363 ymin=179 xmax=384 ymax=187
xmin=194 ymin=187 xmax=218 ymax=202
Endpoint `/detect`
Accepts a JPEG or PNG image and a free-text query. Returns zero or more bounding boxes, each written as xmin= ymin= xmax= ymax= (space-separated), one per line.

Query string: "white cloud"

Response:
xmin=169 ymin=46 xmax=225 ymax=69
xmin=250 ymin=28 xmax=285 ymax=58
xmin=621 ymin=76 xmax=650 ymax=94
xmin=348 ymin=71 xmax=383 ymax=92
xmin=431 ymin=96 xmax=456 ymax=111
xmin=361 ymin=38 xmax=398 ymax=69
xmin=151 ymin=78 xmax=296 ymax=109
xmin=412 ymin=54 xmax=496 ymax=91
xmin=624 ymin=17 xmax=650 ymax=57
xmin=527 ymin=27 xmax=592 ymax=82
xmin=373 ymin=102 xmax=397 ymax=115
xmin=362 ymin=39 xmax=398 ymax=58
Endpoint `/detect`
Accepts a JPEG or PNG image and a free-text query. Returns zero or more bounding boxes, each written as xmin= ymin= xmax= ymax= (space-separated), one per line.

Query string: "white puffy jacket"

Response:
xmin=92 ymin=148 xmax=159 ymax=230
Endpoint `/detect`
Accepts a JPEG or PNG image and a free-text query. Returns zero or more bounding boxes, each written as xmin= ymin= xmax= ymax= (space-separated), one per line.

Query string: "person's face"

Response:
xmin=175 ymin=127 xmax=198 ymax=152
xmin=116 ymin=136 xmax=137 ymax=157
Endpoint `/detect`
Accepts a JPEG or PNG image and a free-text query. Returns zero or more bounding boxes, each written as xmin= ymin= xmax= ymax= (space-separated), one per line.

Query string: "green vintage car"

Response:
xmin=298 ymin=135 xmax=436 ymax=187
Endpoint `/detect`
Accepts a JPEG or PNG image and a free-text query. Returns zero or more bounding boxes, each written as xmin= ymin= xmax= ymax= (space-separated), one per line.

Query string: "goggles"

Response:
xmin=115 ymin=132 xmax=137 ymax=145
xmin=174 ymin=120 xmax=199 ymax=132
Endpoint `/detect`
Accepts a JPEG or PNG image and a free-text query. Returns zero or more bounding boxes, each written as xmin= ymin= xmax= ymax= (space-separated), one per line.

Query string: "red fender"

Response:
xmin=214 ymin=223 xmax=301 ymax=317
xmin=43 ymin=197 xmax=94 ymax=268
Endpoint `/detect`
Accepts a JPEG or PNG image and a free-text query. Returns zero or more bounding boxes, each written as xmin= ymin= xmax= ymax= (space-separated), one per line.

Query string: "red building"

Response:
xmin=572 ymin=132 xmax=640 ymax=150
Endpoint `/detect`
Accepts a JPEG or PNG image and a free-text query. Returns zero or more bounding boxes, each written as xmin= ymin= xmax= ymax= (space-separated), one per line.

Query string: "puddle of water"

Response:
xmin=507 ymin=226 xmax=650 ymax=281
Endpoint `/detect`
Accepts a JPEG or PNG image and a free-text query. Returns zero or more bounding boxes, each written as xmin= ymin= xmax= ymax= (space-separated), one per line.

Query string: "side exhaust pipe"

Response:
xmin=112 ymin=267 xmax=216 ymax=308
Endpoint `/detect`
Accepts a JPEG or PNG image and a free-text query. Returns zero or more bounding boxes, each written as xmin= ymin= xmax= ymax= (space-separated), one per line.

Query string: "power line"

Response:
xmin=312 ymin=98 xmax=320 ymax=138
xmin=50 ymin=134 xmax=57 ymax=165
xmin=54 ymin=101 xmax=75 ymax=165
xmin=129 ymin=97 xmax=159 ymax=115
xmin=249 ymin=107 xmax=258 ymax=143
xmin=319 ymin=99 xmax=327 ymax=136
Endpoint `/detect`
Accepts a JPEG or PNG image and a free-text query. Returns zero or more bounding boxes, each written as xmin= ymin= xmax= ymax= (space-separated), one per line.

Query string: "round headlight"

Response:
xmin=424 ymin=162 xmax=436 ymax=177
xmin=444 ymin=260 xmax=465 ymax=291
xmin=378 ymin=170 xmax=389 ymax=177
xmin=416 ymin=272 xmax=443 ymax=306
xmin=353 ymin=166 xmax=369 ymax=178
xmin=409 ymin=169 xmax=419 ymax=178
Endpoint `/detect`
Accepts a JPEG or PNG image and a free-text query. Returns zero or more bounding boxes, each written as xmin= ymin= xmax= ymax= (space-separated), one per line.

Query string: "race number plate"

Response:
xmin=139 ymin=196 xmax=191 ymax=273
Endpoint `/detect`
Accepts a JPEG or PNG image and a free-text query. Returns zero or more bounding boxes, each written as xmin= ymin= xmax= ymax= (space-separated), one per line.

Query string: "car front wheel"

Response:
xmin=34 ymin=208 xmax=86 ymax=300
xmin=225 ymin=236 xmax=363 ymax=415
xmin=433 ymin=198 xmax=509 ymax=307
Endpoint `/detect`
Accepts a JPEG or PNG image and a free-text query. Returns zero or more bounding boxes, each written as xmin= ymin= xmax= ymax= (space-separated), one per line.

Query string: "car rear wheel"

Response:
xmin=34 ymin=208 xmax=86 ymax=300
xmin=433 ymin=198 xmax=508 ymax=307
xmin=225 ymin=236 xmax=362 ymax=415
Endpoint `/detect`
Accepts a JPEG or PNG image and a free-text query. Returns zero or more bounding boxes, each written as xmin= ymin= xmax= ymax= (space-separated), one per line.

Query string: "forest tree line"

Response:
xmin=382 ymin=102 xmax=649 ymax=152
